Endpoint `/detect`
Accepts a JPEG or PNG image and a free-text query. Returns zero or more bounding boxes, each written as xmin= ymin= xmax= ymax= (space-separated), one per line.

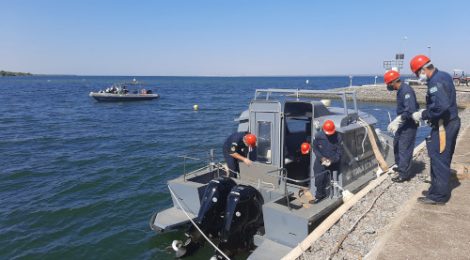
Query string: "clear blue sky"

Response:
xmin=1 ymin=0 xmax=468 ymax=76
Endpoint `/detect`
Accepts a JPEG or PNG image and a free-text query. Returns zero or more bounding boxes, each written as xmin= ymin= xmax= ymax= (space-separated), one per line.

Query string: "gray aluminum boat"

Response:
xmin=89 ymin=92 xmax=159 ymax=102
xmin=150 ymin=89 xmax=394 ymax=259
xmin=89 ymin=81 xmax=159 ymax=102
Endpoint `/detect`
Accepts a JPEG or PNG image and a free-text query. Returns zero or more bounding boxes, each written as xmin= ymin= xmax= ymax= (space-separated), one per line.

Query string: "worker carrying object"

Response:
xmin=410 ymin=55 xmax=461 ymax=205
xmin=223 ymin=132 xmax=257 ymax=178
xmin=311 ymin=120 xmax=342 ymax=203
xmin=384 ymin=70 xmax=419 ymax=183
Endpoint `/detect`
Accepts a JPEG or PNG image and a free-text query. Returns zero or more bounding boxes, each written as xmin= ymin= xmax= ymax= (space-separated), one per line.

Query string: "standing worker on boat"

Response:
xmin=410 ymin=55 xmax=461 ymax=205
xmin=384 ymin=70 xmax=419 ymax=183
xmin=222 ymin=132 xmax=257 ymax=178
xmin=311 ymin=120 xmax=342 ymax=203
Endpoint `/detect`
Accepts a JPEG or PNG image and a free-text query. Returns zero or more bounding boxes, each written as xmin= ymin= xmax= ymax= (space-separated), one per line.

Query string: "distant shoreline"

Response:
xmin=0 ymin=74 xmax=416 ymax=78
xmin=0 ymin=70 xmax=33 ymax=77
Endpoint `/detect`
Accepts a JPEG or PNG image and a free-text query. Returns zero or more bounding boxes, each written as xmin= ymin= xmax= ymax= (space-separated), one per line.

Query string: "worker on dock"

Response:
xmin=410 ymin=55 xmax=461 ymax=205
xmin=222 ymin=132 xmax=257 ymax=178
xmin=384 ymin=70 xmax=419 ymax=183
xmin=311 ymin=120 xmax=342 ymax=203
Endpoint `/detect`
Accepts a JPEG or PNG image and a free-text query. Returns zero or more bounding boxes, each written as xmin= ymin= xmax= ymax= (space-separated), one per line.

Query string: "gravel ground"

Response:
xmin=459 ymin=108 xmax=470 ymax=125
xmin=300 ymin=108 xmax=470 ymax=260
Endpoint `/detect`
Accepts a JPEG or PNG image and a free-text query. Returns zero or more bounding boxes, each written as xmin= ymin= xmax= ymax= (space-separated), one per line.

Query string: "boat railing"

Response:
xmin=178 ymin=151 xmax=340 ymax=209
xmin=178 ymin=149 xmax=224 ymax=181
xmin=254 ymin=88 xmax=358 ymax=115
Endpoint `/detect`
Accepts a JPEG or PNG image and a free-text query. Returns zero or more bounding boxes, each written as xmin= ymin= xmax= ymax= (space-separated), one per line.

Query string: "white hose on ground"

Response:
xmin=168 ymin=185 xmax=231 ymax=260
xmin=281 ymin=141 xmax=426 ymax=260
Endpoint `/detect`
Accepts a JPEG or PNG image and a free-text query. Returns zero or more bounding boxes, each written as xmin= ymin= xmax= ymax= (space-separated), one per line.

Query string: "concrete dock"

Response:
xmin=366 ymin=112 xmax=470 ymax=260
xmin=301 ymin=84 xmax=470 ymax=108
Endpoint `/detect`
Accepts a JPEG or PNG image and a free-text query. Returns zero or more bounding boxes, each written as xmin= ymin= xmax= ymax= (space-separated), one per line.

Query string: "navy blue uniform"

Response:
xmin=223 ymin=132 xmax=249 ymax=177
xmin=394 ymin=83 xmax=419 ymax=179
xmin=422 ymin=69 xmax=461 ymax=202
xmin=312 ymin=131 xmax=342 ymax=198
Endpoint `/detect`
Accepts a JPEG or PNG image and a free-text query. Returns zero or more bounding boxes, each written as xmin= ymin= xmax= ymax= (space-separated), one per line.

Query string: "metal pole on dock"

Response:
xmin=402 ymin=36 xmax=407 ymax=57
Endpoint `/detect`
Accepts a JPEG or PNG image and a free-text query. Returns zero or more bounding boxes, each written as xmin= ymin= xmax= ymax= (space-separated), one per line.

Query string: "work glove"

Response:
xmin=321 ymin=158 xmax=331 ymax=167
xmin=412 ymin=109 xmax=426 ymax=123
xmin=387 ymin=116 xmax=403 ymax=135
xmin=243 ymin=158 xmax=253 ymax=166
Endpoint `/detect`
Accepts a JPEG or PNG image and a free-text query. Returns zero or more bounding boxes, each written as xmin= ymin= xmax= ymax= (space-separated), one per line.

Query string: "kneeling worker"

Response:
xmin=311 ymin=120 xmax=342 ymax=203
xmin=384 ymin=70 xmax=419 ymax=182
xmin=223 ymin=132 xmax=257 ymax=177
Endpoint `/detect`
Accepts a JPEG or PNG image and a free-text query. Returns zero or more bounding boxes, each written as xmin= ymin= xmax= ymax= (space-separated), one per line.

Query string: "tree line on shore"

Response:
xmin=0 ymin=70 xmax=33 ymax=76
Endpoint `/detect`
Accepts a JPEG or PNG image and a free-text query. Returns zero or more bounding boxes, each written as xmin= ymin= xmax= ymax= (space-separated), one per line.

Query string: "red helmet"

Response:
xmin=244 ymin=133 xmax=257 ymax=147
xmin=384 ymin=70 xmax=400 ymax=84
xmin=300 ymin=142 xmax=311 ymax=155
xmin=410 ymin=54 xmax=431 ymax=73
xmin=323 ymin=120 xmax=336 ymax=135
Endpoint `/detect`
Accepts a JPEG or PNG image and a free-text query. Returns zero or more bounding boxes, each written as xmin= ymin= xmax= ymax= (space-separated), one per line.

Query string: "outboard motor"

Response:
xmin=214 ymin=185 xmax=264 ymax=259
xmin=171 ymin=177 xmax=237 ymax=258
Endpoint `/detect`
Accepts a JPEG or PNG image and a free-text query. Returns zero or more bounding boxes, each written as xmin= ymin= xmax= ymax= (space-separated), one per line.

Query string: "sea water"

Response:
xmin=0 ymin=76 xmax=429 ymax=259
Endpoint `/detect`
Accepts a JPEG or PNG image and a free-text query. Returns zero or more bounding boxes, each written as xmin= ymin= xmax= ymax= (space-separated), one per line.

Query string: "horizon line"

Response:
xmin=17 ymin=73 xmax=415 ymax=78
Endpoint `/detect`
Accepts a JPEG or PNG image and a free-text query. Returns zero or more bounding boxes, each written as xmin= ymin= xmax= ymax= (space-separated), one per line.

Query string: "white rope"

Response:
xmin=357 ymin=119 xmax=370 ymax=156
xmin=381 ymin=138 xmax=394 ymax=150
xmin=167 ymin=185 xmax=231 ymax=260
xmin=358 ymin=117 xmax=393 ymax=156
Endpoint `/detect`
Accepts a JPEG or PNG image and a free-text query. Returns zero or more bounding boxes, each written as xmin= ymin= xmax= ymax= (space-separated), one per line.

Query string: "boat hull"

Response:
xmin=89 ymin=92 xmax=159 ymax=102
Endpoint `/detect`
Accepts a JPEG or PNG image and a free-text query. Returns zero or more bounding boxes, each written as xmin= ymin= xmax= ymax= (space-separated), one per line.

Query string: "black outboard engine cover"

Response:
xmin=216 ymin=185 xmax=264 ymax=259
xmin=176 ymin=177 xmax=237 ymax=257
xmin=196 ymin=177 xmax=237 ymax=234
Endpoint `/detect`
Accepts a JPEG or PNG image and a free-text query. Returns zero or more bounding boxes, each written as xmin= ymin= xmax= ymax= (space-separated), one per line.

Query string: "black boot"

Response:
xmin=417 ymin=196 xmax=445 ymax=205
xmin=391 ymin=176 xmax=410 ymax=183
xmin=309 ymin=194 xmax=326 ymax=204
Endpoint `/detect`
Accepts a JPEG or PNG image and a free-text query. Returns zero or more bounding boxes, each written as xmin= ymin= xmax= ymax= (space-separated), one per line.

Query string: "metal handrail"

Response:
xmin=178 ymin=151 xmax=337 ymax=199
xmin=255 ymin=88 xmax=357 ymax=97
xmin=179 ymin=149 xmax=220 ymax=181
xmin=254 ymin=88 xmax=358 ymax=115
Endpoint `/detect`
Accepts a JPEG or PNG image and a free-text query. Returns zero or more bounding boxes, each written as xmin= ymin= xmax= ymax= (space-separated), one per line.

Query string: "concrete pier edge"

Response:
xmin=365 ymin=108 xmax=470 ymax=260
xmin=299 ymin=84 xmax=470 ymax=109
